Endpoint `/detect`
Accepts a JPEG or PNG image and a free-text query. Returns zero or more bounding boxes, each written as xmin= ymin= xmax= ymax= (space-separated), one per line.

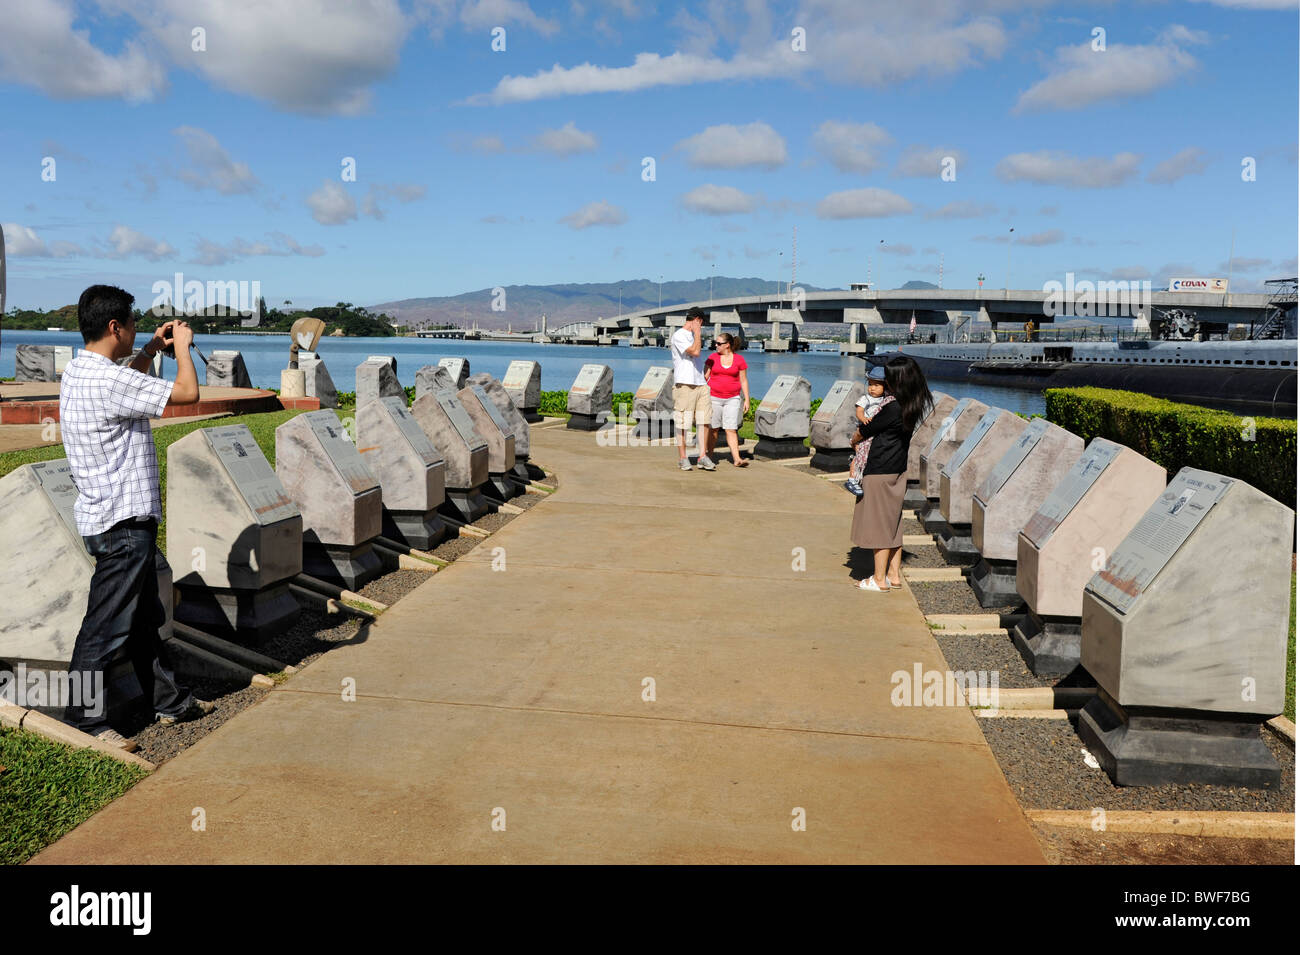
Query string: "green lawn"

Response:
xmin=0 ymin=727 xmax=149 ymax=865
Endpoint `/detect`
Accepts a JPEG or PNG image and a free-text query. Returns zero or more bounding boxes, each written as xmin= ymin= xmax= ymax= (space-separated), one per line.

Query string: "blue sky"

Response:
xmin=1 ymin=0 xmax=1297 ymax=311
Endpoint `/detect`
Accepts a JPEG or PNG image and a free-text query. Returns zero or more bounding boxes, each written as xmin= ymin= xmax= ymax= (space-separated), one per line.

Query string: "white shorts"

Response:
xmin=710 ymin=395 xmax=743 ymax=430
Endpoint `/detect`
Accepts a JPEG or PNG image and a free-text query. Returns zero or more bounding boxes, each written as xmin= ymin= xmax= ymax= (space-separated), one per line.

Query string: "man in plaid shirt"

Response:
xmin=60 ymin=285 xmax=213 ymax=751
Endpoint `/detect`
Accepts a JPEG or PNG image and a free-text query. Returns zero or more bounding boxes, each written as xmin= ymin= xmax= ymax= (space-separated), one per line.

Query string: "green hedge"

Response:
xmin=1045 ymin=387 xmax=1296 ymax=506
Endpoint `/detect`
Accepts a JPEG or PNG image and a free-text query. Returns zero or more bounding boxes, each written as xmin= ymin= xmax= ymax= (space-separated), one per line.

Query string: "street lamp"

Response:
xmin=1005 ymin=227 xmax=1014 ymax=292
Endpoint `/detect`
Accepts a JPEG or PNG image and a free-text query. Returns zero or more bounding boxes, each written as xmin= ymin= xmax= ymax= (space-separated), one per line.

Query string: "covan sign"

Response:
xmin=1168 ymin=277 xmax=1228 ymax=293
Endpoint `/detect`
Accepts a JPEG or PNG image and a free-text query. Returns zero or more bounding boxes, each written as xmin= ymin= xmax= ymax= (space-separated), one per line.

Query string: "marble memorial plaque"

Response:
xmin=979 ymin=418 xmax=1048 ymax=502
xmin=1021 ymin=440 xmax=1123 ymax=547
xmin=206 ymin=426 xmax=299 ymax=525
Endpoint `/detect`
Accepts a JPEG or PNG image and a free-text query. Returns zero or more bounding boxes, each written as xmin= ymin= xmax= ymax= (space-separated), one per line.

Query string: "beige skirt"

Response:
xmin=850 ymin=472 xmax=906 ymax=550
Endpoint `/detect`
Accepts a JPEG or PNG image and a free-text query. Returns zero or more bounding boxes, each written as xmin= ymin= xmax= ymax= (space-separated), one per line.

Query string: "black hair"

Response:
xmin=884 ymin=354 xmax=933 ymax=432
xmin=77 ymin=285 xmax=135 ymax=344
xmin=685 ymin=306 xmax=706 ymax=322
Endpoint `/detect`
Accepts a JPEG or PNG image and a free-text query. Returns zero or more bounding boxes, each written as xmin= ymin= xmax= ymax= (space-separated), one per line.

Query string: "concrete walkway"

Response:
xmin=34 ymin=422 xmax=1044 ymax=864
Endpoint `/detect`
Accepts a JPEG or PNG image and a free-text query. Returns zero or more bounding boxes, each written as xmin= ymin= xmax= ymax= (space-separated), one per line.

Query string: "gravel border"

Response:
xmin=910 ymin=579 xmax=1023 ymax=616
xmin=935 ymin=632 xmax=1042 ymax=688
xmin=982 ymin=715 xmax=1295 ymax=813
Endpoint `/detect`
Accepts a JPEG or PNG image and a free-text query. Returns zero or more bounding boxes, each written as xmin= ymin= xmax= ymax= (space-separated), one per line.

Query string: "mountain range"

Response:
xmin=369 ymin=277 xmax=941 ymax=330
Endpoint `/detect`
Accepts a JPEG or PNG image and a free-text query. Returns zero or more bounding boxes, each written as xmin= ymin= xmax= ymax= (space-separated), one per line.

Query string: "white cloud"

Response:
xmin=103 ymin=225 xmax=176 ymax=261
xmin=895 ymin=145 xmax=965 ymax=178
xmin=1189 ymin=0 xmax=1297 ymax=7
xmin=880 ymin=243 xmax=914 ymax=256
xmin=307 ymin=181 xmax=358 ymax=225
xmin=470 ymin=49 xmax=806 ymax=105
xmin=0 ymin=0 xmax=166 ymax=102
xmin=360 ymin=182 xmax=428 ymax=220
xmin=1015 ymin=34 xmax=1199 ymax=112
xmin=1 ymin=223 xmax=84 ymax=258
xmin=813 ymin=121 xmax=892 ymax=174
xmin=559 ymin=200 xmax=627 ymax=229
xmin=676 ymin=122 xmax=787 ymax=170
xmin=815 ymin=188 xmax=913 ymax=219
xmin=134 ymin=0 xmax=409 ymax=115
xmin=925 ymin=200 xmax=996 ymax=219
xmin=680 ymin=185 xmax=761 ymax=216
xmin=1015 ymin=228 xmax=1065 ymax=246
xmin=422 ymin=0 xmax=560 ymax=36
xmin=173 ymin=127 xmax=258 ymax=195
xmin=470 ymin=134 xmax=506 ymax=153
xmin=1146 ymin=147 xmax=1209 ymax=184
xmin=532 ymin=121 xmax=599 ymax=156
xmin=192 ymin=232 xmax=326 ymax=266
xmin=995 ymin=151 xmax=1142 ymax=188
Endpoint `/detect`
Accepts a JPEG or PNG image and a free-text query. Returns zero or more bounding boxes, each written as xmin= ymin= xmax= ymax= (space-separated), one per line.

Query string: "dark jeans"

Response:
xmin=64 ymin=518 xmax=192 ymax=733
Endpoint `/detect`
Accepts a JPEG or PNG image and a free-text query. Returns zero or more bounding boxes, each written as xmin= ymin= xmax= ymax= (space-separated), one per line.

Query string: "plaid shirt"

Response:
xmin=59 ymin=350 xmax=174 ymax=536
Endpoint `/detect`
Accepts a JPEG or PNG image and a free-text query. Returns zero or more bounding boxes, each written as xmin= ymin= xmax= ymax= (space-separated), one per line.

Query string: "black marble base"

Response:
xmin=439 ymin=486 xmax=493 ymax=524
xmin=632 ymin=417 xmax=675 ymax=440
xmin=934 ymin=521 xmax=980 ymax=564
xmin=1078 ymin=691 xmax=1281 ymax=789
xmin=382 ymin=508 xmax=448 ymax=552
xmin=968 ymin=557 xmax=1020 ymax=608
xmin=809 ymin=447 xmax=853 ymax=472
xmin=566 ymin=411 xmax=608 ymax=431
xmin=302 ymin=542 xmax=383 ymax=592
xmin=483 ymin=473 xmax=523 ymax=502
xmin=174 ymin=581 xmax=301 ymax=644
xmin=752 ymin=436 xmax=808 ymax=460
xmin=903 ymin=483 xmax=927 ymax=512
xmin=918 ymin=500 xmax=946 ymax=535
xmin=1011 ymin=610 xmax=1082 ymax=678
xmin=519 ymin=407 xmax=542 ymax=423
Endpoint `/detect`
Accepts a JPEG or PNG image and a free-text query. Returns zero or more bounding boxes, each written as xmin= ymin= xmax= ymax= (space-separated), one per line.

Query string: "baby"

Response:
xmin=844 ymin=365 xmax=893 ymax=498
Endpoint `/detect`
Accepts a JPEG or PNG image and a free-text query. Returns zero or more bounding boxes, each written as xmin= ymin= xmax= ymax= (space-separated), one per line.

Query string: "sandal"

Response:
xmin=855 ymin=577 xmax=890 ymax=593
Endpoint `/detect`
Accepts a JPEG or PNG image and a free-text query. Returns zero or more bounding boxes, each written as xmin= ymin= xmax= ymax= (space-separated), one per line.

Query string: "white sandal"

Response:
xmin=856 ymin=577 xmax=890 ymax=593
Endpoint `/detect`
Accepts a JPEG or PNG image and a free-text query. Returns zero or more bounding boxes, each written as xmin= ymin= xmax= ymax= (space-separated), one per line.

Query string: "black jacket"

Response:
xmin=857 ymin=400 xmax=911 ymax=475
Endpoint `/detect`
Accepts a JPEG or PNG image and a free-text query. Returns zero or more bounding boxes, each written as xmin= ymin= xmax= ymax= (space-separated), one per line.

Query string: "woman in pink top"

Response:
xmin=703 ymin=332 xmax=750 ymax=467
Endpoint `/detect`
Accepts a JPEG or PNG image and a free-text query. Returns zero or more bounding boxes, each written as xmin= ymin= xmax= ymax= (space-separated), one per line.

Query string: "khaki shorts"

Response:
xmin=673 ymin=383 xmax=713 ymax=430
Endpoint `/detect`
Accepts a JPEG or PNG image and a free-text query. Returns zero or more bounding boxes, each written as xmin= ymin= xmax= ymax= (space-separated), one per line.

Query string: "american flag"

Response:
xmin=909 ymin=315 xmax=917 ymax=334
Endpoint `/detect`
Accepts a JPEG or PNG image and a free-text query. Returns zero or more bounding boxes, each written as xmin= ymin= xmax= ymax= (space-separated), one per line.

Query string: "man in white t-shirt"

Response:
xmin=670 ymin=307 xmax=715 ymax=471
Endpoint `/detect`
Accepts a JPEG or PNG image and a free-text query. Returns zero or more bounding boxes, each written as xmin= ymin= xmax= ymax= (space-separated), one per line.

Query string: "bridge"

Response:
xmin=412 ymin=328 xmax=468 ymax=339
xmin=595 ymin=287 xmax=1278 ymax=353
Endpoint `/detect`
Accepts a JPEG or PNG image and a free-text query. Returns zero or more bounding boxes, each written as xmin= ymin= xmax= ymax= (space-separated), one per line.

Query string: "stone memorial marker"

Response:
xmin=298 ymin=351 xmax=338 ymax=408
xmin=935 ymin=409 xmax=1028 ymax=563
xmin=276 ymin=411 xmax=383 ymax=589
xmin=206 ymin=350 xmax=253 ymax=388
xmin=356 ymin=355 xmax=404 ymax=409
xmin=1011 ymin=438 xmax=1166 ymax=676
xmin=468 ymin=373 xmax=541 ymax=482
xmin=566 ymin=363 xmax=613 ymax=431
xmin=410 ymin=390 xmax=492 ymax=523
xmin=810 ymin=379 xmax=866 ymax=471
xmin=1078 ymin=469 xmax=1294 ymax=788
xmin=13 ymin=343 xmax=73 ymax=382
xmin=167 ymin=425 xmax=303 ymax=639
xmin=439 ymin=357 xmax=470 ymax=389
xmin=917 ymin=397 xmax=989 ymax=532
xmin=753 ymin=375 xmax=811 ymax=460
xmin=904 ymin=391 xmax=956 ymax=510
xmin=356 ymin=396 xmax=448 ymax=550
xmin=0 ymin=459 xmax=173 ymax=719
xmin=503 ymin=360 xmax=542 ymax=422
xmin=969 ymin=419 xmax=1084 ymax=607
xmin=632 ymin=366 xmax=674 ymax=440
xmin=458 ymin=384 xmax=520 ymax=501
xmin=415 ymin=364 xmax=456 ymax=401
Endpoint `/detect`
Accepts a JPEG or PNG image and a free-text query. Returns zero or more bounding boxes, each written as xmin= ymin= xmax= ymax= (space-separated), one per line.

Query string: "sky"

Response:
xmin=1 ymin=0 xmax=1297 ymax=312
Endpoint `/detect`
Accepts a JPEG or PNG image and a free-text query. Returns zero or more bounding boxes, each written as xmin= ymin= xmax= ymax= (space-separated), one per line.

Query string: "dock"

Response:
xmin=32 ymin=422 xmax=1043 ymax=864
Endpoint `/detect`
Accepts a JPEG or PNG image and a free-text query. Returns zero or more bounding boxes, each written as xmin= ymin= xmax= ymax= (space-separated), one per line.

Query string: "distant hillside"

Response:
xmin=369 ymin=277 xmax=834 ymax=330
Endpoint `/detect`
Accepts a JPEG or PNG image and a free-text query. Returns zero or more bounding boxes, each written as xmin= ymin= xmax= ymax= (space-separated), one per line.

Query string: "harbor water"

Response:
xmin=0 ymin=330 xmax=1047 ymax=416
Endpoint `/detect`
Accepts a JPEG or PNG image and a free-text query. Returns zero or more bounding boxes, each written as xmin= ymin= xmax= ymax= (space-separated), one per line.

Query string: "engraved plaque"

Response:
xmin=206 ymin=425 xmax=300 ymax=525
xmin=381 ymin=396 xmax=441 ymax=465
xmin=758 ymin=375 xmax=797 ymax=413
xmin=303 ymin=410 xmax=378 ymax=496
xmin=437 ymin=392 xmax=486 ymax=448
xmin=31 ymin=459 xmax=80 ymax=536
xmin=470 ymin=385 xmax=512 ymax=434
xmin=925 ymin=397 xmax=972 ymax=455
xmin=1021 ymin=439 xmax=1123 ymax=547
xmin=943 ymin=409 xmax=1002 ymax=477
xmin=504 ymin=360 xmax=537 ymax=390
xmin=979 ymin=418 xmax=1049 ymax=503
xmin=571 ymin=364 xmax=604 ymax=395
xmin=813 ymin=380 xmax=855 ymax=422
xmin=635 ymin=366 xmax=671 ymax=401
xmin=1088 ymin=469 xmax=1231 ymax=615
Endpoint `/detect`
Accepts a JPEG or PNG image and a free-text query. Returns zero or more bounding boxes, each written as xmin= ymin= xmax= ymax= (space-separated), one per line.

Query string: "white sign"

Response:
xmin=1169 ymin=277 xmax=1228 ymax=293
